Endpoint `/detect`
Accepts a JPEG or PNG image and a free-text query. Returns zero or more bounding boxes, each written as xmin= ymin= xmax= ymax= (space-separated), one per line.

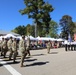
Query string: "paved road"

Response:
xmin=0 ymin=48 xmax=76 ymax=75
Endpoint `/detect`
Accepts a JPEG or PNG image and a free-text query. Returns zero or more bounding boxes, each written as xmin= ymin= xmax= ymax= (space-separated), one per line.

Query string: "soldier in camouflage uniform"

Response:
xmin=2 ymin=38 xmax=8 ymax=58
xmin=7 ymin=37 xmax=13 ymax=60
xmin=26 ymin=36 xmax=31 ymax=56
xmin=12 ymin=38 xmax=17 ymax=63
xmin=19 ymin=35 xmax=27 ymax=67
xmin=46 ymin=40 xmax=51 ymax=54
xmin=0 ymin=37 xmax=4 ymax=56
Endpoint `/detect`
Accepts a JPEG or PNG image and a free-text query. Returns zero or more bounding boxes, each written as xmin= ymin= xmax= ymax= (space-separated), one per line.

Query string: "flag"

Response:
xmin=68 ymin=33 xmax=72 ymax=42
xmin=74 ymin=33 xmax=76 ymax=41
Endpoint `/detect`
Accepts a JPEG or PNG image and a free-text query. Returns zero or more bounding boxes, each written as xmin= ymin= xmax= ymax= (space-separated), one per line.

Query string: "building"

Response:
xmin=0 ymin=30 xmax=20 ymax=36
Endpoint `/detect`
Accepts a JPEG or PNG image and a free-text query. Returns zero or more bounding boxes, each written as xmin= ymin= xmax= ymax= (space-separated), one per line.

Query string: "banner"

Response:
xmin=68 ymin=33 xmax=72 ymax=42
xmin=74 ymin=33 xmax=76 ymax=41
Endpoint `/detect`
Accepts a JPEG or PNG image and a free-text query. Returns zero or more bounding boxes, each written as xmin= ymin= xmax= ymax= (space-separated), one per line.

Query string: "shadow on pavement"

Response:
xmin=0 ymin=64 xmax=3 ymax=67
xmin=2 ymin=58 xmax=13 ymax=61
xmin=0 ymin=61 xmax=20 ymax=67
xmin=5 ymin=61 xmax=20 ymax=65
xmin=32 ymin=54 xmax=45 ymax=56
xmin=2 ymin=56 xmax=32 ymax=61
xmin=25 ymin=58 xmax=37 ymax=62
xmin=49 ymin=52 xmax=58 ymax=54
xmin=2 ymin=58 xmax=37 ymax=65
xmin=15 ymin=56 xmax=32 ymax=60
xmin=25 ymin=61 xmax=49 ymax=67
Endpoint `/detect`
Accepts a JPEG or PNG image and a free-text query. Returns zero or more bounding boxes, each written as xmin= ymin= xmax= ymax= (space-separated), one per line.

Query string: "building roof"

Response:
xmin=0 ymin=30 xmax=20 ymax=36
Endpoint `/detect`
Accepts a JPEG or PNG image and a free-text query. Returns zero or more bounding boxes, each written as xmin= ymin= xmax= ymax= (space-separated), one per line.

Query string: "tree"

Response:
xmin=49 ymin=20 xmax=58 ymax=38
xmin=73 ymin=22 xmax=76 ymax=33
xmin=19 ymin=0 xmax=54 ymax=37
xmin=12 ymin=25 xmax=26 ymax=35
xmin=59 ymin=15 xmax=75 ymax=39
xmin=26 ymin=24 xmax=35 ymax=36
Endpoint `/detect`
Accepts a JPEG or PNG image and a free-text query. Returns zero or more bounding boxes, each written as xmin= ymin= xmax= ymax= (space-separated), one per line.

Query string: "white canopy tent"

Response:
xmin=36 ymin=36 xmax=49 ymax=41
xmin=25 ymin=36 xmax=38 ymax=41
xmin=0 ymin=36 xmax=4 ymax=40
xmin=16 ymin=35 xmax=37 ymax=41
xmin=36 ymin=36 xmax=57 ymax=41
xmin=56 ymin=38 xmax=64 ymax=41
xmin=3 ymin=34 xmax=16 ymax=38
xmin=16 ymin=36 xmax=22 ymax=40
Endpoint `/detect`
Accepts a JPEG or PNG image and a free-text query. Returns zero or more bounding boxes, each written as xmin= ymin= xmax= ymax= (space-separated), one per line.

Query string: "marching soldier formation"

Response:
xmin=1 ymin=35 xmax=76 ymax=67
xmin=0 ymin=35 xmax=31 ymax=67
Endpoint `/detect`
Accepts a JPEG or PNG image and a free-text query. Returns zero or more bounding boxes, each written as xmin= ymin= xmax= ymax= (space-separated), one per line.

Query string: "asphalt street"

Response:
xmin=0 ymin=48 xmax=76 ymax=75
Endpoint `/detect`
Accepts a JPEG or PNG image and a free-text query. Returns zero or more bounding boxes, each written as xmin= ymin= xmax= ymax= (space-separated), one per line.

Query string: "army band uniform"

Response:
xmin=19 ymin=35 xmax=27 ymax=67
xmin=12 ymin=38 xmax=17 ymax=62
xmin=7 ymin=37 xmax=13 ymax=60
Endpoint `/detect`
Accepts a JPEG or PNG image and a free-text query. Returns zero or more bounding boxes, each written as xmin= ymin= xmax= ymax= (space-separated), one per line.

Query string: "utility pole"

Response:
xmin=35 ymin=23 xmax=37 ymax=38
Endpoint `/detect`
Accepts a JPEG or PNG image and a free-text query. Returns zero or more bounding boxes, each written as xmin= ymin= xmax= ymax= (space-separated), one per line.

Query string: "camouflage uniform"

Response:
xmin=0 ymin=38 xmax=4 ymax=56
xmin=7 ymin=37 xmax=13 ymax=60
xmin=0 ymin=41 xmax=1 ymax=51
xmin=2 ymin=38 xmax=8 ymax=58
xmin=26 ymin=36 xmax=31 ymax=56
xmin=12 ymin=38 xmax=17 ymax=62
xmin=19 ymin=35 xmax=27 ymax=67
xmin=46 ymin=41 xmax=51 ymax=54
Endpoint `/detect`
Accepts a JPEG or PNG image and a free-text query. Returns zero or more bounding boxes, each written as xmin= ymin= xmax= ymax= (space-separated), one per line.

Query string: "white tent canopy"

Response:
xmin=36 ymin=36 xmax=56 ymax=41
xmin=25 ymin=36 xmax=38 ymax=40
xmin=3 ymin=34 xmax=16 ymax=38
xmin=0 ymin=36 xmax=4 ymax=40
xmin=0 ymin=34 xmax=64 ymax=41
xmin=16 ymin=35 xmax=38 ymax=40
xmin=16 ymin=36 xmax=22 ymax=40
xmin=57 ymin=38 xmax=64 ymax=41
xmin=36 ymin=36 xmax=64 ymax=41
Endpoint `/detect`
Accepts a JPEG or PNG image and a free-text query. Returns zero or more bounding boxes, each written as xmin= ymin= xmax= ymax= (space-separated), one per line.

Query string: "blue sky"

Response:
xmin=0 ymin=0 xmax=76 ymax=33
